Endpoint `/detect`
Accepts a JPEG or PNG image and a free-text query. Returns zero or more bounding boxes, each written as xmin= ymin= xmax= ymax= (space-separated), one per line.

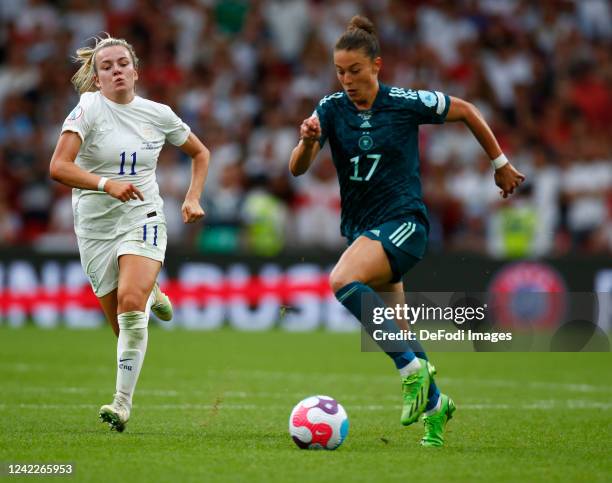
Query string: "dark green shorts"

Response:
xmin=349 ymin=216 xmax=428 ymax=283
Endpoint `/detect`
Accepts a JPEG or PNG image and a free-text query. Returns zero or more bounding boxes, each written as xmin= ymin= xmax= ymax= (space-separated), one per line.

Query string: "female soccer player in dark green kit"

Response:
xmin=289 ymin=15 xmax=525 ymax=447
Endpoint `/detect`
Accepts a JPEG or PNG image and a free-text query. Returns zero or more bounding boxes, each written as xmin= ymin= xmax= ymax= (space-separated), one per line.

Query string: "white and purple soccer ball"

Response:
xmin=289 ymin=395 xmax=349 ymax=450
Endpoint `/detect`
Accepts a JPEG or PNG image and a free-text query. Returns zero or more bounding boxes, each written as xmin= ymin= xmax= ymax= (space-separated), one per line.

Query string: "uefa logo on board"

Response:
xmin=487 ymin=262 xmax=567 ymax=329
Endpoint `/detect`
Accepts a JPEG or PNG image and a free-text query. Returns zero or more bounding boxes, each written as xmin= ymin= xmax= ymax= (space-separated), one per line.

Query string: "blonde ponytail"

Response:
xmin=71 ymin=34 xmax=139 ymax=94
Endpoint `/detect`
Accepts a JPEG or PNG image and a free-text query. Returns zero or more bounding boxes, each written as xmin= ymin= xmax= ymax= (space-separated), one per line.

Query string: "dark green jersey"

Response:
xmin=315 ymin=83 xmax=450 ymax=240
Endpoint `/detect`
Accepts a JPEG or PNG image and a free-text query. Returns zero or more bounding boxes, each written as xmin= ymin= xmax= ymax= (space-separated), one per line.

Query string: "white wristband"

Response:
xmin=97 ymin=176 xmax=108 ymax=192
xmin=491 ymin=153 xmax=508 ymax=170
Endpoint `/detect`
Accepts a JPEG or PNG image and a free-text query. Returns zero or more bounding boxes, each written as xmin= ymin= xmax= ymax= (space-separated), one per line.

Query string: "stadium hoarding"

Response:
xmin=0 ymin=249 xmax=609 ymax=343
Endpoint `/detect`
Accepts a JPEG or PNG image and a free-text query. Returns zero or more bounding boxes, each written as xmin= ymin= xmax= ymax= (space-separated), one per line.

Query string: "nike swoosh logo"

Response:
xmin=119 ymin=358 xmax=133 ymax=362
xmin=314 ymin=431 xmax=325 ymax=436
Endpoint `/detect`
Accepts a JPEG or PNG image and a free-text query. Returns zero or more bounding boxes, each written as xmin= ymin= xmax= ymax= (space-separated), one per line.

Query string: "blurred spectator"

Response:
xmin=262 ymin=0 xmax=310 ymax=61
xmin=561 ymin=157 xmax=611 ymax=252
xmin=198 ymin=161 xmax=245 ymax=253
xmin=63 ymin=0 xmax=106 ymax=52
xmin=487 ymin=182 xmax=540 ymax=259
xmin=245 ymin=106 xmax=295 ymax=180
xmin=33 ymin=183 xmax=77 ymax=252
xmin=0 ymin=44 xmax=40 ymax=106
xmin=481 ymin=36 xmax=533 ymax=118
xmin=291 ymin=154 xmax=342 ymax=249
xmin=156 ymin=147 xmax=192 ymax=243
xmin=0 ymin=176 xmax=21 ymax=244
xmin=529 ymin=146 xmax=561 ymax=256
xmin=242 ymin=178 xmax=288 ymax=256
xmin=448 ymin=155 xmax=498 ymax=253
xmin=418 ymin=2 xmax=478 ymax=67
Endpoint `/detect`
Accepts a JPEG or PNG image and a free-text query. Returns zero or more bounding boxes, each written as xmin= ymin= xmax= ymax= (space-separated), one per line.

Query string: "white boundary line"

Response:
xmin=0 ymin=400 xmax=610 ymax=411
xmin=3 ymin=365 xmax=611 ymax=399
xmin=6 ymin=384 xmax=612 ymax=405
xmin=4 ymin=375 xmax=611 ymax=395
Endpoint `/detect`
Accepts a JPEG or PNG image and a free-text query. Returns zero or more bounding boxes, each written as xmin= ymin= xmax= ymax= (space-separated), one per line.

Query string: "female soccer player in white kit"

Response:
xmin=49 ymin=37 xmax=210 ymax=432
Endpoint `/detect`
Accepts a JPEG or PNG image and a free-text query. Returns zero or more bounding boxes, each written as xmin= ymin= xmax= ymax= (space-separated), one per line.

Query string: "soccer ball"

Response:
xmin=289 ymin=395 xmax=349 ymax=450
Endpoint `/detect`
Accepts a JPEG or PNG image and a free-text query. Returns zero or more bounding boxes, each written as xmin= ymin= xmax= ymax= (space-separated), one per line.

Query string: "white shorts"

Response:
xmin=77 ymin=222 xmax=167 ymax=297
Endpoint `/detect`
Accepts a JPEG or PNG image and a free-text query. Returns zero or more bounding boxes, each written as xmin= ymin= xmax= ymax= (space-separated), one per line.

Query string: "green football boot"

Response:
xmin=421 ymin=393 xmax=456 ymax=447
xmin=400 ymin=358 xmax=435 ymax=426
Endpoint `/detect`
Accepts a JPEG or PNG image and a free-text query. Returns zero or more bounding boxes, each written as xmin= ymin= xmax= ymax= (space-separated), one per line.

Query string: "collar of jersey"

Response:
xmin=347 ymin=82 xmax=388 ymax=112
xmin=100 ymin=92 xmax=138 ymax=108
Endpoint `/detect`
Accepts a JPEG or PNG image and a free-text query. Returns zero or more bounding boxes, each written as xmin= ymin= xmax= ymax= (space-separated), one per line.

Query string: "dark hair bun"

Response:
xmin=335 ymin=14 xmax=380 ymax=58
xmin=347 ymin=15 xmax=376 ymax=35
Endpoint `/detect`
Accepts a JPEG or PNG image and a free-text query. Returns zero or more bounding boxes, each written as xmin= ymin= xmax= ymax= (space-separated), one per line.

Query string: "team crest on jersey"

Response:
xmin=418 ymin=90 xmax=437 ymax=108
xmin=140 ymin=124 xmax=155 ymax=140
xmin=358 ymin=134 xmax=374 ymax=151
xmin=66 ymin=105 xmax=83 ymax=121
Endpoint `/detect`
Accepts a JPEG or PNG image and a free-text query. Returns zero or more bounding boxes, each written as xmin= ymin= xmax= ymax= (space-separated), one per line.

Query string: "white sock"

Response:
xmin=398 ymin=357 xmax=422 ymax=378
xmin=144 ymin=289 xmax=155 ymax=320
xmin=424 ymin=395 xmax=442 ymax=416
xmin=116 ymin=311 xmax=148 ymax=406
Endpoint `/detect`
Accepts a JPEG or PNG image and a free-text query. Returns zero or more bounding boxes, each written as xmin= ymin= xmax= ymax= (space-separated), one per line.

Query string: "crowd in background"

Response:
xmin=0 ymin=0 xmax=610 ymax=258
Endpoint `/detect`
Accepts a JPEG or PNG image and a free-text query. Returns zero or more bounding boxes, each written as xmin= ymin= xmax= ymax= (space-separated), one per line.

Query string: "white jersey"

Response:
xmin=61 ymin=91 xmax=190 ymax=239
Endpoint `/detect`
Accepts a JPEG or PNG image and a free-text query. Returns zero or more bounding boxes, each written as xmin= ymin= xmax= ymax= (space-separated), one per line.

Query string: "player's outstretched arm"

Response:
xmin=289 ymin=115 xmax=322 ymax=176
xmin=178 ymin=132 xmax=209 ymax=224
xmin=446 ymin=96 xmax=526 ymax=198
xmin=49 ymin=131 xmax=143 ymax=202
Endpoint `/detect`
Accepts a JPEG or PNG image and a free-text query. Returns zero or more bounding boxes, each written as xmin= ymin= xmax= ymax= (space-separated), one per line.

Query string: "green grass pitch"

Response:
xmin=1 ymin=327 xmax=610 ymax=482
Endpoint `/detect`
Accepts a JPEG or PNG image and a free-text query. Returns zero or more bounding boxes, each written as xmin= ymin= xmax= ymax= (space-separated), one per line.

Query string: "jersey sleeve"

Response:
xmin=61 ymin=92 xmax=94 ymax=142
xmin=405 ymin=89 xmax=450 ymax=125
xmin=160 ymin=105 xmax=191 ymax=146
xmin=314 ymin=97 xmax=334 ymax=148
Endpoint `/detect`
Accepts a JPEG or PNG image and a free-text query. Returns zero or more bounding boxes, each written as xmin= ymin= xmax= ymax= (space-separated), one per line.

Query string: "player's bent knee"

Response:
xmin=117 ymin=291 xmax=149 ymax=313
xmin=329 ymin=270 xmax=362 ymax=294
